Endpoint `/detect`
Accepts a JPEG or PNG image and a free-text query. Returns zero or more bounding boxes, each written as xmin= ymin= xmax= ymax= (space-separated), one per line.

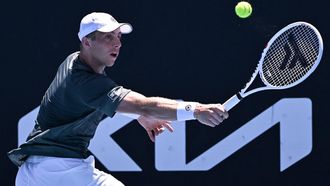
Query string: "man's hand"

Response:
xmin=137 ymin=116 xmax=174 ymax=142
xmin=194 ymin=103 xmax=229 ymax=127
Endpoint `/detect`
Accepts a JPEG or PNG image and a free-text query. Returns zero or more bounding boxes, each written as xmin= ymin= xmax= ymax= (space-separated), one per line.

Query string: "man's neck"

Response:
xmin=79 ymin=51 xmax=105 ymax=74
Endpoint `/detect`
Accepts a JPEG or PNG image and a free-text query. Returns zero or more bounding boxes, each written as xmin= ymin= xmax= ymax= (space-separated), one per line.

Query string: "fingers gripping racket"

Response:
xmin=223 ymin=22 xmax=323 ymax=111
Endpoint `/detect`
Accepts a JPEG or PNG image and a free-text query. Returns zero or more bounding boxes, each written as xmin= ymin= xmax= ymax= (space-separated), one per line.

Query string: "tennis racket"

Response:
xmin=223 ymin=21 xmax=323 ymax=111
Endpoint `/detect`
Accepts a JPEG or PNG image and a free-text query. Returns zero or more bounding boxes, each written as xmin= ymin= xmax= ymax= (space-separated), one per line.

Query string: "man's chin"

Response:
xmin=106 ymin=60 xmax=116 ymax=67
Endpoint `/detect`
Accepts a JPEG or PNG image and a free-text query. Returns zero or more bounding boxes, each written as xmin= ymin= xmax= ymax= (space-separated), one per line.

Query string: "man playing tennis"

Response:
xmin=8 ymin=12 xmax=228 ymax=186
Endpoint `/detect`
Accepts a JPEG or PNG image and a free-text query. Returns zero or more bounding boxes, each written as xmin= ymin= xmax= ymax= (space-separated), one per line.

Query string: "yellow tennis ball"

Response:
xmin=235 ymin=1 xmax=252 ymax=18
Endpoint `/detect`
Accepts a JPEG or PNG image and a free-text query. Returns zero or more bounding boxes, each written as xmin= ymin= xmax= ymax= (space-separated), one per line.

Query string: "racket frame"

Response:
xmin=223 ymin=22 xmax=323 ymax=111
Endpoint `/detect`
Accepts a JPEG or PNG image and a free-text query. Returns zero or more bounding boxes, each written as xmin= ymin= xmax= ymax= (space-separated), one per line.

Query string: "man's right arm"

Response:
xmin=116 ymin=91 xmax=229 ymax=127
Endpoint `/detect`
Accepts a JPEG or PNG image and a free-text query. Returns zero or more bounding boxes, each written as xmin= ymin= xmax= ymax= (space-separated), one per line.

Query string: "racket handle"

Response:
xmin=223 ymin=94 xmax=242 ymax=111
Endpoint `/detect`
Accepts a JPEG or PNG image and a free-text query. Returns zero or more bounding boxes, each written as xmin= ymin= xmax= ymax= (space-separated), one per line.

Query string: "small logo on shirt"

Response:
xmin=107 ymin=87 xmax=122 ymax=101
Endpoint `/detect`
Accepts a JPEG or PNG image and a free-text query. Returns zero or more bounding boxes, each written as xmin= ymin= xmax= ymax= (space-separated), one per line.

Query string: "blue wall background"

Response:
xmin=1 ymin=0 xmax=329 ymax=185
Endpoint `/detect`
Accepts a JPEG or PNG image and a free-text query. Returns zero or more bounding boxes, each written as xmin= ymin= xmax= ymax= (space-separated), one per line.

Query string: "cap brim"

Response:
xmin=119 ymin=23 xmax=133 ymax=34
xmin=97 ymin=23 xmax=133 ymax=34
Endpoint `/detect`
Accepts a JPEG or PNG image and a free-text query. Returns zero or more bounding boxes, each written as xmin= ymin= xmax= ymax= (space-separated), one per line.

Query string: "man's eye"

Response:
xmin=106 ymin=35 xmax=114 ymax=40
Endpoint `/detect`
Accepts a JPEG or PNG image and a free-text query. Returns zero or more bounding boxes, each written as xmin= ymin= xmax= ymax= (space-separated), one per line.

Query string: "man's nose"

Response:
xmin=114 ymin=38 xmax=121 ymax=48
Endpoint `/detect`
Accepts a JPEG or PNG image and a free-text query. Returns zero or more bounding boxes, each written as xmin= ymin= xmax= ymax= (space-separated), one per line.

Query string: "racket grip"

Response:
xmin=222 ymin=94 xmax=242 ymax=111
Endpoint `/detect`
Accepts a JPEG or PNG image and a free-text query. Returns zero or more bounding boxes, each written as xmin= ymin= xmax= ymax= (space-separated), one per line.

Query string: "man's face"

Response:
xmin=89 ymin=28 xmax=122 ymax=67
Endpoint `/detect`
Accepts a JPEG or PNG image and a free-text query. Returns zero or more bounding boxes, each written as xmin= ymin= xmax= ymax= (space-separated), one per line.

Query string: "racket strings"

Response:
xmin=261 ymin=24 xmax=320 ymax=87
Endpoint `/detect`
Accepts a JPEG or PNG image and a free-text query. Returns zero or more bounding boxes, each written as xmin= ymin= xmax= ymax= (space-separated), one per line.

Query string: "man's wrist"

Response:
xmin=176 ymin=101 xmax=198 ymax=121
xmin=193 ymin=105 xmax=200 ymax=120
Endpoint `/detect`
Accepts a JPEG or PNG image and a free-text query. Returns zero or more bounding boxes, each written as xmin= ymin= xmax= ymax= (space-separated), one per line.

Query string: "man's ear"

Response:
xmin=81 ymin=37 xmax=91 ymax=47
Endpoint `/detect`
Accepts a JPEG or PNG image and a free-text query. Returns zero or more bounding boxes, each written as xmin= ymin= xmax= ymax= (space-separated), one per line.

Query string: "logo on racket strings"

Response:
xmin=280 ymin=33 xmax=308 ymax=70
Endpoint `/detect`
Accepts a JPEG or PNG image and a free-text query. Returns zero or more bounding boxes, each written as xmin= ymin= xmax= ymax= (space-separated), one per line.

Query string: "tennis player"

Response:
xmin=8 ymin=12 xmax=228 ymax=186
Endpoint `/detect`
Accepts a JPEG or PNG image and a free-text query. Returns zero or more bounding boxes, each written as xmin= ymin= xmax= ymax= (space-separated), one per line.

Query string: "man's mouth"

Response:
xmin=110 ymin=52 xmax=118 ymax=58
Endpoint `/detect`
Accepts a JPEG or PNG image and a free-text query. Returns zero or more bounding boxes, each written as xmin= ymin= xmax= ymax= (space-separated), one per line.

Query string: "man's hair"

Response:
xmin=85 ymin=31 xmax=97 ymax=40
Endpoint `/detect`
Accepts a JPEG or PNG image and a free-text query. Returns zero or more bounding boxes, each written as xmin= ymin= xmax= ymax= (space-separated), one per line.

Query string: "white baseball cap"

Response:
xmin=78 ymin=12 xmax=133 ymax=41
